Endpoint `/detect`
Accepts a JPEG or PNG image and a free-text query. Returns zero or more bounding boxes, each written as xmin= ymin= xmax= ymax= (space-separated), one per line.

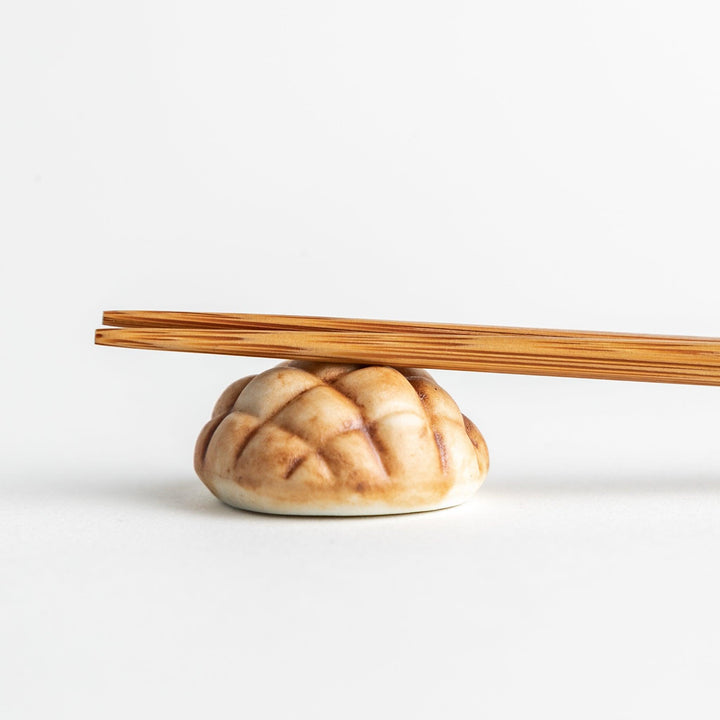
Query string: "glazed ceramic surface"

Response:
xmin=195 ymin=361 xmax=489 ymax=515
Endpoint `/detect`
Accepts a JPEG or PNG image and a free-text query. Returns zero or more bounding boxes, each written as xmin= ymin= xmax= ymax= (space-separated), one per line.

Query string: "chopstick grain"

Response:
xmin=95 ymin=326 xmax=720 ymax=386
xmin=102 ymin=310 xmax=714 ymax=343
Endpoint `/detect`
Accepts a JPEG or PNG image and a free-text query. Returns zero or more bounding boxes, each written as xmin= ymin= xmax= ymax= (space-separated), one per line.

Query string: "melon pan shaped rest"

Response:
xmin=194 ymin=360 xmax=489 ymax=516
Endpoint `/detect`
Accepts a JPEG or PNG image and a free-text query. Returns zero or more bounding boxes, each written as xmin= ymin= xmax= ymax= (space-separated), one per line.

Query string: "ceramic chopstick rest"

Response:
xmin=195 ymin=361 xmax=489 ymax=516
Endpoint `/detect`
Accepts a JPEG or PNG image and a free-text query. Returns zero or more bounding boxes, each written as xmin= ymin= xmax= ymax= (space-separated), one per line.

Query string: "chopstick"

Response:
xmin=95 ymin=318 xmax=720 ymax=386
xmin=102 ymin=310 xmax=713 ymax=342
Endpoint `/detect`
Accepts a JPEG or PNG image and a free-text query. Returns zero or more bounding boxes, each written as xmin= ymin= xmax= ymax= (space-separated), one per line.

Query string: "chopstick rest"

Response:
xmin=194 ymin=361 xmax=489 ymax=516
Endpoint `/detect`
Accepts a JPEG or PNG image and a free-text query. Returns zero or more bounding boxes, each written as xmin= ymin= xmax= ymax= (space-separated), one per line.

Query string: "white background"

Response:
xmin=2 ymin=1 xmax=720 ymax=717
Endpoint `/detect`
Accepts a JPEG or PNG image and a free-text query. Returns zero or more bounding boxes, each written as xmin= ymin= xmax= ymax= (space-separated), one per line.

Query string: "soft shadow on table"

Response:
xmin=17 ymin=466 xmax=720 ymax=521
xmin=483 ymin=471 xmax=720 ymax=498
xmin=39 ymin=472 xmax=242 ymax=518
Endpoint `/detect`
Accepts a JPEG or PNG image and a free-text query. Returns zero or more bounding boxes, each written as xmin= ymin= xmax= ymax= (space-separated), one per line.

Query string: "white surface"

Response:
xmin=2 ymin=2 xmax=720 ymax=718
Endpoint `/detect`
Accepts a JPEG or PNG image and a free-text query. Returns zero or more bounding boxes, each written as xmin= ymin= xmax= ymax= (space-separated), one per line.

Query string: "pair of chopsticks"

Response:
xmin=95 ymin=311 xmax=720 ymax=386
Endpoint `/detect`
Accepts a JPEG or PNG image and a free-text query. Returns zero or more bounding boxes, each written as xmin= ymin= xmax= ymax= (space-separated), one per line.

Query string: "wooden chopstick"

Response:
xmin=95 ymin=323 xmax=720 ymax=386
xmin=102 ymin=310 xmax=714 ymax=342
